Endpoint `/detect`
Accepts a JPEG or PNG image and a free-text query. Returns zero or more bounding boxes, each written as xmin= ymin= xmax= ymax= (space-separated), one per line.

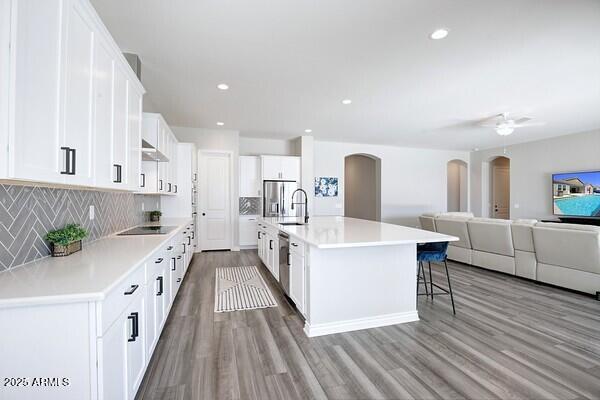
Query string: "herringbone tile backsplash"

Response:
xmin=0 ymin=184 xmax=158 ymax=271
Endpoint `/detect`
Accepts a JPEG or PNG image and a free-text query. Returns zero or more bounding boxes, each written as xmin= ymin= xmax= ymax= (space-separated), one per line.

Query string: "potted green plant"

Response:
xmin=149 ymin=210 xmax=162 ymax=222
xmin=45 ymin=224 xmax=88 ymax=257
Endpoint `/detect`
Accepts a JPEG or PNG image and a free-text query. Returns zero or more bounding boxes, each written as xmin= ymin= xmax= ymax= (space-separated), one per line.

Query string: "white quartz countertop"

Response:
xmin=0 ymin=217 xmax=192 ymax=308
xmin=260 ymin=216 xmax=458 ymax=249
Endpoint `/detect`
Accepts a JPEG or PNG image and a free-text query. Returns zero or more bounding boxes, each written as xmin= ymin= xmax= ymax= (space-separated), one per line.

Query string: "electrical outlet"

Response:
xmin=89 ymin=205 xmax=95 ymax=220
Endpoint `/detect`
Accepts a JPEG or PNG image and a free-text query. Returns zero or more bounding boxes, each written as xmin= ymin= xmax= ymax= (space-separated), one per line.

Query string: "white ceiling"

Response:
xmin=90 ymin=0 xmax=600 ymax=150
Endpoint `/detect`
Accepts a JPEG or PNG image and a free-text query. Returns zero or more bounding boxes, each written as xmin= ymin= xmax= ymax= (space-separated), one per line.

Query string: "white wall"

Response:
xmin=239 ymin=137 xmax=297 ymax=156
xmin=313 ymin=140 xmax=470 ymax=226
xmin=470 ymin=129 xmax=600 ymax=220
xmin=171 ymin=126 xmax=241 ymax=250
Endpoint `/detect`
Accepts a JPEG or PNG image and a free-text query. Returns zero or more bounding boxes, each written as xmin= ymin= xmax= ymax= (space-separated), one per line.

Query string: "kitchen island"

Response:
xmin=258 ymin=216 xmax=458 ymax=337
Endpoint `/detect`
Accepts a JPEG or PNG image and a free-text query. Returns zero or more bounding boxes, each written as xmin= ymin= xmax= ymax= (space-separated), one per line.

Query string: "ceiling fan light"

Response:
xmin=496 ymin=125 xmax=514 ymax=136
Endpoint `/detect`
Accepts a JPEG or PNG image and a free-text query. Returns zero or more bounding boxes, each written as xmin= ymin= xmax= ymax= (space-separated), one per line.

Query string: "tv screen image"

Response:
xmin=553 ymin=171 xmax=600 ymax=217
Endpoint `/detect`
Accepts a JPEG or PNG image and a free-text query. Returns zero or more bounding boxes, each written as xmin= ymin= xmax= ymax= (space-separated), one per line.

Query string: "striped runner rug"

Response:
xmin=214 ymin=266 xmax=278 ymax=312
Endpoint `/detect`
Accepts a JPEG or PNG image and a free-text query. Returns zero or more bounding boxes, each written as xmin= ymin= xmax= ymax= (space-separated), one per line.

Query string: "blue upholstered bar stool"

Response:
xmin=416 ymin=241 xmax=456 ymax=314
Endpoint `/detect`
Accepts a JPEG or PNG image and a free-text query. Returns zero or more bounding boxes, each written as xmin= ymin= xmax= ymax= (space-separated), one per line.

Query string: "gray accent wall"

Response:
xmin=0 ymin=184 xmax=157 ymax=271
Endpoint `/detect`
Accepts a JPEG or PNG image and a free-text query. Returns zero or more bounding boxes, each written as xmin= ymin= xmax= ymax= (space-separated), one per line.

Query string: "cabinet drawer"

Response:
xmin=290 ymin=239 xmax=305 ymax=256
xmin=100 ymin=263 xmax=146 ymax=335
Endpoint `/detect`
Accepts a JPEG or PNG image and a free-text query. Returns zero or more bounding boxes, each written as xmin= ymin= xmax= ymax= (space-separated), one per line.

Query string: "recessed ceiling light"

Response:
xmin=216 ymin=121 xmax=225 ymax=126
xmin=304 ymin=129 xmax=312 ymax=133
xmin=217 ymin=83 xmax=229 ymax=90
xmin=430 ymin=29 xmax=449 ymax=40
xmin=473 ymin=148 xmax=479 ymax=152
xmin=341 ymin=99 xmax=352 ymax=105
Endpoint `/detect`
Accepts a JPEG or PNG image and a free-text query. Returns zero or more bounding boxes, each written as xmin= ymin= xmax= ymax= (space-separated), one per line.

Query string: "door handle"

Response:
xmin=270 ymin=240 xmax=273 ymax=250
xmin=287 ymin=252 xmax=291 ymax=266
xmin=157 ymin=276 xmax=163 ymax=296
xmin=60 ymin=147 xmax=71 ymax=175
xmin=123 ymin=284 xmax=139 ymax=295
xmin=159 ymin=179 xmax=163 ymax=190
xmin=69 ymin=148 xmax=76 ymax=175
xmin=127 ymin=312 xmax=139 ymax=342
xmin=140 ymin=173 xmax=145 ymax=188
xmin=171 ymin=257 xmax=176 ymax=271
xmin=113 ymin=164 xmax=122 ymax=183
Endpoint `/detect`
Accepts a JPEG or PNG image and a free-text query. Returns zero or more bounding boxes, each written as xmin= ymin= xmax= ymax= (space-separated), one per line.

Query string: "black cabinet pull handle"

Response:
xmin=291 ymin=243 xmax=298 ymax=247
xmin=168 ymin=183 xmax=172 ymax=192
xmin=183 ymin=244 xmax=186 ymax=254
xmin=177 ymin=255 xmax=182 ymax=260
xmin=140 ymin=173 xmax=145 ymax=188
xmin=171 ymin=257 xmax=176 ymax=271
xmin=191 ymin=231 xmax=194 ymax=239
xmin=188 ymin=236 xmax=191 ymax=245
xmin=127 ymin=313 xmax=136 ymax=342
xmin=174 ymin=185 xmax=178 ymax=193
xmin=177 ymin=278 xmax=182 ymax=283
xmin=287 ymin=252 xmax=291 ymax=266
xmin=167 ymin=246 xmax=173 ymax=250
xmin=194 ymin=173 xmax=197 ymax=181
xmin=258 ymin=232 xmax=261 ymax=239
xmin=113 ymin=164 xmax=122 ymax=183
xmin=60 ymin=147 xmax=71 ymax=175
xmin=69 ymin=148 xmax=76 ymax=175
xmin=155 ymin=258 xmax=163 ymax=263
xmin=159 ymin=179 xmax=163 ymax=190
xmin=270 ymin=240 xmax=273 ymax=250
xmin=124 ymin=284 xmax=139 ymax=295
xmin=157 ymin=276 xmax=163 ymax=296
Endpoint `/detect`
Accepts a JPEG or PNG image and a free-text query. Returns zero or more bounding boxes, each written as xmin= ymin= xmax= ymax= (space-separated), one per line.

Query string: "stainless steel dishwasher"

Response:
xmin=278 ymin=232 xmax=290 ymax=295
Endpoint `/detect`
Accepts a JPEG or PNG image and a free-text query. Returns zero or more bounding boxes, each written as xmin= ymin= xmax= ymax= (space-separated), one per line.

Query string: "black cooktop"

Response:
xmin=118 ymin=226 xmax=177 ymax=236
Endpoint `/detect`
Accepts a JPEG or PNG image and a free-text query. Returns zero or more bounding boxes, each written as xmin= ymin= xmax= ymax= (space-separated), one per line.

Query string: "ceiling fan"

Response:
xmin=478 ymin=112 xmax=545 ymax=136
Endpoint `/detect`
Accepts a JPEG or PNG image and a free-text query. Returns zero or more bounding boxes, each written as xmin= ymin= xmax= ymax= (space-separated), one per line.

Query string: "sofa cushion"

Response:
xmin=533 ymin=223 xmax=600 ymax=274
xmin=467 ymin=218 xmax=514 ymax=257
xmin=435 ymin=216 xmax=472 ymax=249
xmin=512 ymin=219 xmax=537 ymax=253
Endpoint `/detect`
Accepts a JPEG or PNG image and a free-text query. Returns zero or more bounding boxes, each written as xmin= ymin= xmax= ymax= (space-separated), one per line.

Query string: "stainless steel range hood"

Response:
xmin=142 ymin=139 xmax=169 ymax=162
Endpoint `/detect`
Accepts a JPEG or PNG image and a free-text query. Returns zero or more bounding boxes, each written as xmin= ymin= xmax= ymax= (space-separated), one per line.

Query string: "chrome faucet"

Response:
xmin=290 ymin=188 xmax=309 ymax=224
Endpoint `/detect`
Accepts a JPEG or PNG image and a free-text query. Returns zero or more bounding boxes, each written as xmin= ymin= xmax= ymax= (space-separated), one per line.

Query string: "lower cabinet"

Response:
xmin=290 ymin=247 xmax=306 ymax=314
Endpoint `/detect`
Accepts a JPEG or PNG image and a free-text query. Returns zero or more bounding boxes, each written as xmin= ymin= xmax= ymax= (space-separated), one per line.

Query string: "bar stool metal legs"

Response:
xmin=417 ymin=261 xmax=429 ymax=297
xmin=426 ymin=260 xmax=456 ymax=314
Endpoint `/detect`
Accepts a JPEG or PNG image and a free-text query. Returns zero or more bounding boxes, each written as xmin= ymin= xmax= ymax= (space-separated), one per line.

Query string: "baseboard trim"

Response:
xmin=303 ymin=311 xmax=419 ymax=337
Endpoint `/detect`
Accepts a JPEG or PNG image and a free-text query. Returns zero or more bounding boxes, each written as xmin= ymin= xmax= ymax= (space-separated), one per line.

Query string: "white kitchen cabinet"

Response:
xmin=60 ymin=0 xmax=96 ymax=186
xmin=100 ymin=308 xmax=128 ymax=400
xmin=3 ymin=0 xmax=145 ymax=190
xmin=112 ymin=64 xmax=129 ymax=187
xmin=290 ymin=243 xmax=306 ymax=314
xmin=127 ymin=82 xmax=143 ymax=191
xmin=141 ymin=113 xmax=178 ymax=195
xmin=261 ymin=155 xmax=300 ymax=181
xmin=92 ymin=36 xmax=116 ymax=189
xmin=126 ymin=293 xmax=146 ymax=400
xmin=239 ymin=216 xmax=259 ymax=246
xmin=7 ymin=0 xmax=64 ymax=184
xmin=239 ymin=156 xmax=261 ymax=197
xmin=0 ymin=0 xmax=10 ymax=178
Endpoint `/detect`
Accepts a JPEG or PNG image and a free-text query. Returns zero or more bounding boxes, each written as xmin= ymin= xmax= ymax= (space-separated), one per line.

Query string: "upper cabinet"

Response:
xmin=239 ymin=156 xmax=261 ymax=197
xmin=1 ymin=0 xmax=145 ymax=190
xmin=261 ymin=155 xmax=300 ymax=181
xmin=141 ymin=113 xmax=178 ymax=195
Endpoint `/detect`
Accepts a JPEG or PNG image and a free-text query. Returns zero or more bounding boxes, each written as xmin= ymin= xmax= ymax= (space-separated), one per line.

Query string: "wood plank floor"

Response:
xmin=136 ymin=250 xmax=600 ymax=400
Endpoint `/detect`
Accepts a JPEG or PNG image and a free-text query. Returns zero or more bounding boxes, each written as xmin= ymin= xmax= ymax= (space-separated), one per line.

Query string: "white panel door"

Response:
xmin=127 ymin=83 xmax=142 ymax=191
xmin=126 ymin=293 xmax=146 ymax=400
xmin=100 ymin=311 xmax=127 ymax=400
xmin=290 ymin=251 xmax=305 ymax=313
xmin=199 ymin=152 xmax=231 ymax=250
xmin=61 ymin=0 xmax=95 ymax=185
xmin=493 ymin=166 xmax=510 ymax=219
xmin=9 ymin=0 xmax=65 ymax=183
xmin=112 ymin=63 xmax=128 ymax=187
xmin=281 ymin=156 xmax=301 ymax=181
xmin=92 ymin=37 xmax=116 ymax=189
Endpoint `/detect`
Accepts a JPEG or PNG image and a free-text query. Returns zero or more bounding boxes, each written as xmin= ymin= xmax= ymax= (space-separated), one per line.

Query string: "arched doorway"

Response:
xmin=490 ymin=156 xmax=510 ymax=219
xmin=344 ymin=154 xmax=381 ymax=221
xmin=447 ymin=160 xmax=468 ymax=212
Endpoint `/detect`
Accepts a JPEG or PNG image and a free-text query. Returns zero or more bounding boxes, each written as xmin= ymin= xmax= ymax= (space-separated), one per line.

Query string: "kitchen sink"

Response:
xmin=279 ymin=222 xmax=305 ymax=226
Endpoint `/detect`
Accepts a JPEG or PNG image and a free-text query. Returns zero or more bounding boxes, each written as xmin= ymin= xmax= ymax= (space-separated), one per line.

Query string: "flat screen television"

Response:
xmin=552 ymin=170 xmax=600 ymax=217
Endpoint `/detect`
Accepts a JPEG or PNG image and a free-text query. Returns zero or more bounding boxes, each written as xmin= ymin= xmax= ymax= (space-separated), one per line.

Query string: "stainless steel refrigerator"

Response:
xmin=263 ymin=180 xmax=299 ymax=218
